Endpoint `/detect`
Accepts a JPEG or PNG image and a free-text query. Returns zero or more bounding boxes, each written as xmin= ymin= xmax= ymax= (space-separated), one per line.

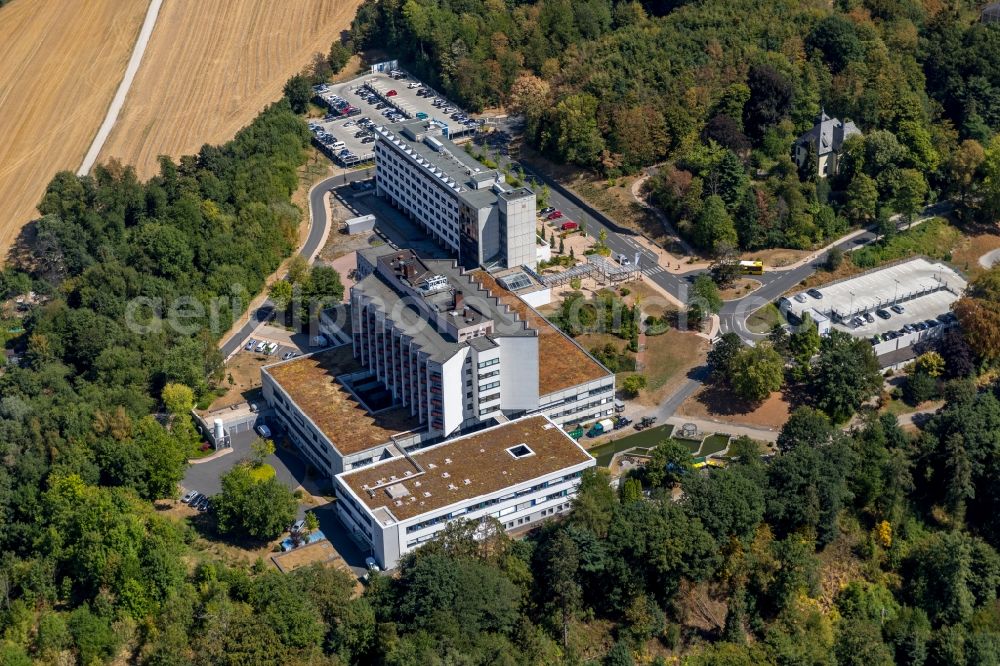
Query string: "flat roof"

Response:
xmin=472 ymin=270 xmax=611 ymax=395
xmin=338 ymin=415 xmax=593 ymax=523
xmin=264 ymin=346 xmax=420 ymax=456
xmin=377 ymin=119 xmax=527 ymax=210
xmin=352 ymin=251 xmax=535 ymax=363
xmin=786 ymin=258 xmax=966 ymax=320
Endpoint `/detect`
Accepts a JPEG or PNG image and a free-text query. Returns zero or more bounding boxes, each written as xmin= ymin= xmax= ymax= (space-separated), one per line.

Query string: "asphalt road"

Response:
xmin=518 ymin=151 xmax=951 ymax=342
xmin=217 ymin=170 xmax=370 ymax=358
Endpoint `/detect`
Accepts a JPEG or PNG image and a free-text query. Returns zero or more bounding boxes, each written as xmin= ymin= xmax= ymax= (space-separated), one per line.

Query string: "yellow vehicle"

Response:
xmin=739 ymin=260 xmax=764 ymax=276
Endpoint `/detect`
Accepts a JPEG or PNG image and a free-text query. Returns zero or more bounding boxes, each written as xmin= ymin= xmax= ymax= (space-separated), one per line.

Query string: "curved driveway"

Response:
xmin=218 ymin=170 xmax=368 ymax=358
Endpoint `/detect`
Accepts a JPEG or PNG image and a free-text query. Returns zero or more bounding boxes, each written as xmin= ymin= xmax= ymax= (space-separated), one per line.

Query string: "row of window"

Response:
xmin=477 ymin=357 xmax=499 ymax=369
xmin=404 ymin=472 xmax=583 ymax=534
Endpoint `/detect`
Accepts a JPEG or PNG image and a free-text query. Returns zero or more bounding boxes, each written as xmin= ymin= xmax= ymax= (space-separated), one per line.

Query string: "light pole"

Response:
xmin=849 ymin=290 xmax=855 ymax=318
xmin=893 ymin=278 xmax=900 ymax=304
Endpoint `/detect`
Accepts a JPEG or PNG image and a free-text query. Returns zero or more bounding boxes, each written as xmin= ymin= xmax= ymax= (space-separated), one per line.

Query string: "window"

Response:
xmin=507 ymin=444 xmax=534 ymax=459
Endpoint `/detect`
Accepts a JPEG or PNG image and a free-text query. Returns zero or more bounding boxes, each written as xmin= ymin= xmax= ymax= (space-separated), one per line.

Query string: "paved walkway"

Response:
xmin=665 ymin=416 xmax=779 ymax=443
xmin=78 ymin=0 xmax=164 ymax=175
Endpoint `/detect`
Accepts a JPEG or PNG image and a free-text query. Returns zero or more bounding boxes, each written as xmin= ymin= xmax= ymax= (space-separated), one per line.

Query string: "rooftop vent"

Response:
xmin=441 ymin=471 xmax=450 ymax=478
xmin=463 ymin=479 xmax=471 ymax=485
xmin=423 ymin=491 xmax=432 ymax=498
xmin=448 ymin=483 xmax=458 ymax=491
xmin=444 ymin=458 xmax=452 ymax=464
xmin=385 ymin=483 xmax=410 ymax=500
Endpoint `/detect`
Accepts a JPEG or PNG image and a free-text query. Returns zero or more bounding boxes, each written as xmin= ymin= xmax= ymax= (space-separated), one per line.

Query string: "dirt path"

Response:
xmin=629 ymin=171 xmax=694 ymax=257
xmin=77 ymin=0 xmax=163 ymax=175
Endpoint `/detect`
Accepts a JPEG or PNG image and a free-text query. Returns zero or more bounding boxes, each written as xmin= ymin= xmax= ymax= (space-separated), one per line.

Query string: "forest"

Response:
xmin=2 ymin=0 xmax=1000 ymax=664
xmin=351 ymin=0 xmax=1000 ymax=251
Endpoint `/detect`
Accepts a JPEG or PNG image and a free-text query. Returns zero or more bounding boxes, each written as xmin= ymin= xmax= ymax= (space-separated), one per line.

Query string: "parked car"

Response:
xmin=546 ymin=211 xmax=563 ymax=220
xmin=876 ymin=309 xmax=892 ymax=320
xmin=187 ymin=492 xmax=203 ymax=506
xmin=386 ymin=90 xmax=398 ymax=97
xmin=863 ymin=312 xmax=875 ymax=323
xmin=807 ymin=288 xmax=823 ymax=299
xmin=361 ymin=137 xmax=375 ymax=144
xmin=415 ymin=112 xmax=428 ymax=119
xmin=181 ymin=490 xmax=198 ymax=503
xmin=254 ymin=341 xmax=267 ymax=353
xmin=245 ymin=338 xmax=257 ymax=351
xmin=365 ymin=557 xmax=381 ymax=572
xmin=891 ymin=304 xmax=906 ymax=314
xmin=925 ymin=319 xmax=940 ymax=328
xmin=195 ymin=496 xmax=210 ymax=512
xmin=851 ymin=317 xmax=864 ymax=327
xmin=255 ymin=423 xmax=272 ymax=439
xmin=560 ymin=221 xmax=579 ymax=231
xmin=539 ymin=206 xmax=555 ymax=215
xmin=617 ymin=254 xmax=631 ymax=266
xmin=793 ymin=293 xmax=808 ymax=303
xmin=407 ymin=82 xmax=420 ymax=89
xmin=290 ymin=519 xmax=306 ymax=534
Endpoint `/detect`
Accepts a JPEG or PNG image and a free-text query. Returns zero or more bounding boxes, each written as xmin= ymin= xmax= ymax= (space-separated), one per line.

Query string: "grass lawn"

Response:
xmin=587 ymin=424 xmax=675 ymax=467
xmin=746 ymin=303 xmax=785 ymax=334
xmin=720 ymin=278 xmax=761 ymax=301
xmin=697 ymin=434 xmax=732 ymax=457
xmin=851 ymin=217 xmax=960 ymax=269
xmin=950 ymin=230 xmax=1000 ymax=278
xmin=631 ymin=329 xmax=707 ymax=407
xmin=801 ymin=218 xmax=962 ymax=290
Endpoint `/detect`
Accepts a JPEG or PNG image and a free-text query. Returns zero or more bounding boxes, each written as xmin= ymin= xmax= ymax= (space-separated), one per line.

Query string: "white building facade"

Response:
xmin=374 ymin=119 xmax=536 ymax=270
xmin=335 ymin=415 xmax=596 ymax=570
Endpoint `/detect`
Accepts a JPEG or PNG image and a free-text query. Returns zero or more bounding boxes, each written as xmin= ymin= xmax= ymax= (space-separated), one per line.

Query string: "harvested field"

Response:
xmin=98 ymin=0 xmax=363 ymax=178
xmin=0 ymin=0 xmax=148 ymax=258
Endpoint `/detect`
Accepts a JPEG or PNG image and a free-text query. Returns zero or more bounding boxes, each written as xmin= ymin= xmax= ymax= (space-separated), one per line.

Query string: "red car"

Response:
xmin=546 ymin=210 xmax=563 ymax=220
xmin=560 ymin=221 xmax=578 ymax=231
xmin=386 ymin=90 xmax=398 ymax=97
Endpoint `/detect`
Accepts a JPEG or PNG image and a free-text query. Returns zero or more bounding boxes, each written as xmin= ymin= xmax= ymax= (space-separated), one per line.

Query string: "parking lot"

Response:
xmin=310 ymin=70 xmax=482 ymax=166
xmin=241 ymin=324 xmax=334 ymax=363
xmin=181 ymin=419 xmax=372 ymax=574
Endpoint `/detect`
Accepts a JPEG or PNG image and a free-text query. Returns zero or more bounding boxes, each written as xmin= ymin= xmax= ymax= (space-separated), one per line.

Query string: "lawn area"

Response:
xmin=800 ymin=217 xmax=964 ymax=290
xmin=746 ymin=303 xmax=785 ymax=334
xmin=587 ymin=424 xmax=732 ymax=468
xmin=950 ymin=230 xmax=1000 ymax=278
xmin=850 ymin=217 xmax=960 ymax=269
xmin=720 ymin=278 xmax=761 ymax=301
xmin=632 ymin=329 xmax=707 ymax=407
xmin=697 ymin=434 xmax=732 ymax=457
xmin=587 ymin=424 xmax=675 ymax=467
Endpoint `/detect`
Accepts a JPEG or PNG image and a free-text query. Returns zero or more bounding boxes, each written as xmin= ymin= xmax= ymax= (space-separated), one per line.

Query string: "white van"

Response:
xmin=330 ymin=140 xmax=345 ymax=149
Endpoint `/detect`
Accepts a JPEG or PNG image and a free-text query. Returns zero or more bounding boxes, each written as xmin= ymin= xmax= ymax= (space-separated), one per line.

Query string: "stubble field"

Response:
xmin=0 ymin=0 xmax=148 ymax=257
xmin=97 ymin=0 xmax=363 ymax=179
